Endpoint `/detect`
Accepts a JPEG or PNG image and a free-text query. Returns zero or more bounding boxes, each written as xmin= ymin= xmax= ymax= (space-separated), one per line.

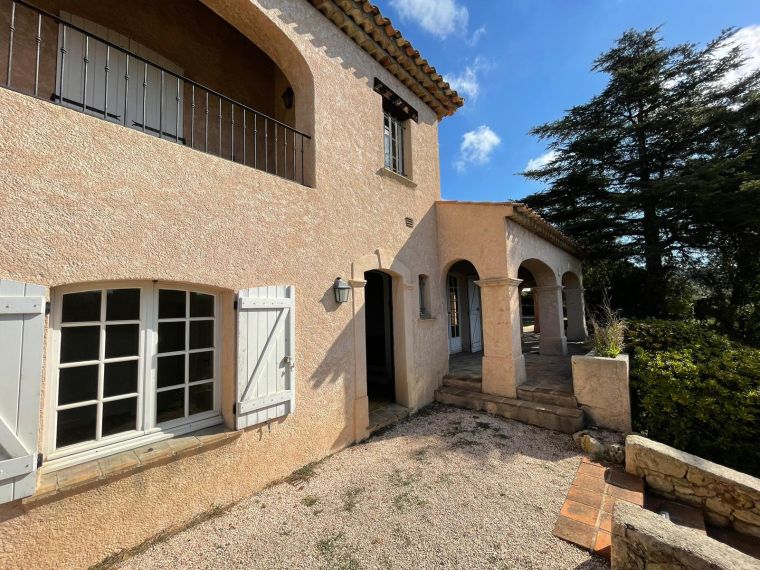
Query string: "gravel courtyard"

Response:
xmin=120 ymin=405 xmax=609 ymax=570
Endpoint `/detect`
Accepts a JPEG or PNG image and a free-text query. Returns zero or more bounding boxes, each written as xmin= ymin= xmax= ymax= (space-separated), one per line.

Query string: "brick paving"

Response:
xmin=553 ymin=457 xmax=644 ymax=559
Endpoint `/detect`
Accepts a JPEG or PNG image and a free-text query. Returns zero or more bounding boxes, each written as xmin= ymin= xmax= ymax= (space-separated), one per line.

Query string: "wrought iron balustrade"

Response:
xmin=1 ymin=0 xmax=310 ymax=185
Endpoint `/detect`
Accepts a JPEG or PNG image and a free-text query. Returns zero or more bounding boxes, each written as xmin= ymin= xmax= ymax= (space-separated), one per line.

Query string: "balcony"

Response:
xmin=1 ymin=0 xmax=311 ymax=185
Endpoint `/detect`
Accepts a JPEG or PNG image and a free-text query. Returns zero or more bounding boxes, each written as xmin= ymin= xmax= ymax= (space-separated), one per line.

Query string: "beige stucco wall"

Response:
xmin=0 ymin=0 xmax=448 ymax=567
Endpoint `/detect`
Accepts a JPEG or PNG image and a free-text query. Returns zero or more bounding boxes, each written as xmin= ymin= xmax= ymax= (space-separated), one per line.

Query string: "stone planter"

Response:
xmin=571 ymin=351 xmax=632 ymax=433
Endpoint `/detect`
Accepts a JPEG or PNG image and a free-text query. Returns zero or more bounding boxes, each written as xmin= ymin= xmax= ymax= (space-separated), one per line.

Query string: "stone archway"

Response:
xmin=350 ymin=249 xmax=414 ymax=441
xmin=518 ymin=258 xmax=567 ymax=356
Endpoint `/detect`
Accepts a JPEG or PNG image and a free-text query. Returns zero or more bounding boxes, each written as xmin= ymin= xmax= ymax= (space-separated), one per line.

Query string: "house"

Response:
xmin=0 ymin=0 xmax=586 ymax=566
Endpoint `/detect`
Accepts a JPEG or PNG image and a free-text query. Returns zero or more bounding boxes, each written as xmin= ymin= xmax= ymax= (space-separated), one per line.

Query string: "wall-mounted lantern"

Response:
xmin=282 ymin=87 xmax=295 ymax=110
xmin=333 ymin=277 xmax=351 ymax=304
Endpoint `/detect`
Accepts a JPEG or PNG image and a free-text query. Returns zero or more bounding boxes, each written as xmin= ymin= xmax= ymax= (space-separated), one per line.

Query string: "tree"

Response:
xmin=522 ymin=27 xmax=759 ymax=318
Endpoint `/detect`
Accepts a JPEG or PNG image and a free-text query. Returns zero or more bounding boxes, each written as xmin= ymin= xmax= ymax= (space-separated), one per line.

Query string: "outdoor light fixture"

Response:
xmin=333 ymin=277 xmax=351 ymax=303
xmin=282 ymin=87 xmax=295 ymax=110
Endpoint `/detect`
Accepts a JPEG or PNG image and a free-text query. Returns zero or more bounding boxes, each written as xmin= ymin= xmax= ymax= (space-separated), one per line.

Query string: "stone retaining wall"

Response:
xmin=626 ymin=435 xmax=760 ymax=537
xmin=611 ymin=501 xmax=760 ymax=570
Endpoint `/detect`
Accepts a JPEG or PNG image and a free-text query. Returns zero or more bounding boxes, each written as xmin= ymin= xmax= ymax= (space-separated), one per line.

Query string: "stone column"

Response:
xmin=565 ymin=288 xmax=588 ymax=341
xmin=350 ymin=278 xmax=370 ymax=442
xmin=476 ymin=277 xmax=526 ymax=398
xmin=534 ymin=285 xmax=567 ymax=355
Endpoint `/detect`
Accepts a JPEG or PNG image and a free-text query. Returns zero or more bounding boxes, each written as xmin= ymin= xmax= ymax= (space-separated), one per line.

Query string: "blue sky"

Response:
xmin=372 ymin=0 xmax=760 ymax=201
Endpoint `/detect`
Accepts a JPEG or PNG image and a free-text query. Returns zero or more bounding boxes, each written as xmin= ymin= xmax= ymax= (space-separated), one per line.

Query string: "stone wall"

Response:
xmin=611 ymin=501 xmax=759 ymax=570
xmin=626 ymin=435 xmax=760 ymax=538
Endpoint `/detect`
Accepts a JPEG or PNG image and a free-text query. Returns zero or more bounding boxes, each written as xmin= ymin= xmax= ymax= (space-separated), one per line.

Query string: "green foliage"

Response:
xmin=522 ymin=27 xmax=760 ymax=336
xmin=627 ymin=320 xmax=760 ymax=476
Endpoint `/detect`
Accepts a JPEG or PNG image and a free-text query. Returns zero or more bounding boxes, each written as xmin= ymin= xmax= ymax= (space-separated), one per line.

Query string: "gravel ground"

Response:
xmin=120 ymin=405 xmax=609 ymax=570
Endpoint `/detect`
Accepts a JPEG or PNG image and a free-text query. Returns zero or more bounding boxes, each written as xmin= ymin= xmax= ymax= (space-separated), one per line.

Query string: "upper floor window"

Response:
xmin=375 ymin=78 xmax=418 ymax=179
xmin=48 ymin=282 xmax=221 ymax=460
xmin=384 ymin=111 xmax=405 ymax=175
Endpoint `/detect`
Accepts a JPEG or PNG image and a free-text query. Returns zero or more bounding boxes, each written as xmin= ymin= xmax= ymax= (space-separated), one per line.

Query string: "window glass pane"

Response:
xmin=56 ymin=405 xmax=96 ymax=448
xmin=60 ymin=326 xmax=100 ymax=363
xmin=58 ymin=365 xmax=98 ymax=405
xmin=156 ymin=388 xmax=185 ymax=423
xmin=189 ymin=320 xmax=213 ymax=349
xmin=104 ymin=360 xmax=138 ymax=397
xmin=189 ymin=383 xmax=213 ymax=415
xmin=158 ymin=322 xmax=185 ymax=353
xmin=105 ymin=324 xmax=139 ymax=358
xmin=157 ymin=354 xmax=185 ymax=388
xmin=159 ymin=289 xmax=186 ymax=319
xmin=102 ymin=397 xmax=138 ymax=437
xmin=61 ymin=290 xmax=101 ymax=323
xmin=106 ymin=288 xmax=140 ymax=321
xmin=189 ymin=351 xmax=213 ymax=382
xmin=190 ymin=292 xmax=214 ymax=317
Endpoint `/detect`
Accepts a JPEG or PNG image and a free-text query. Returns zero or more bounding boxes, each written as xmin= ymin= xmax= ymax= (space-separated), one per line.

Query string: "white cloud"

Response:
xmin=454 ymin=125 xmax=501 ymax=172
xmin=389 ymin=0 xmax=468 ymax=39
xmin=468 ymin=26 xmax=486 ymax=47
xmin=444 ymin=57 xmax=489 ymax=102
xmin=525 ymin=150 xmax=558 ymax=172
xmin=719 ymin=25 xmax=760 ymax=85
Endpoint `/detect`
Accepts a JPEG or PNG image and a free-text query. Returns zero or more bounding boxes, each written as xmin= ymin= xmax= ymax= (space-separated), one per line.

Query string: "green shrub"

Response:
xmin=627 ymin=320 xmax=760 ymax=476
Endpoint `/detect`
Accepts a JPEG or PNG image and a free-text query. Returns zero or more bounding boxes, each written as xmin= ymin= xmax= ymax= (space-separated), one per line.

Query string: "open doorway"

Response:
xmin=445 ymin=260 xmax=482 ymax=382
xmin=364 ymin=270 xmax=395 ymax=404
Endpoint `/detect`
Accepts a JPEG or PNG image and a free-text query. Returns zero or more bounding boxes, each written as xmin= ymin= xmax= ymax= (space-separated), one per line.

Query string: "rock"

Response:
xmin=646 ymin=474 xmax=674 ymax=493
xmin=572 ymin=428 xmax=625 ymax=465
xmin=705 ymin=497 xmax=734 ymax=517
xmin=705 ymin=511 xmax=730 ymax=528
xmin=733 ymin=519 xmax=760 ymax=539
xmin=733 ymin=509 xmax=760 ymax=526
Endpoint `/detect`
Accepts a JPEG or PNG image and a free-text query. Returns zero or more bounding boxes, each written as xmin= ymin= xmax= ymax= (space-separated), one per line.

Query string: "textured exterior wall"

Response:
xmin=626 ymin=435 xmax=760 ymax=538
xmin=611 ymin=501 xmax=759 ymax=570
xmin=0 ymin=0 xmax=447 ymax=567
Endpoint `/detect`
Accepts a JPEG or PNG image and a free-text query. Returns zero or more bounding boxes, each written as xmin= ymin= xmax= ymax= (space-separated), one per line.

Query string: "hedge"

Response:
xmin=626 ymin=320 xmax=760 ymax=477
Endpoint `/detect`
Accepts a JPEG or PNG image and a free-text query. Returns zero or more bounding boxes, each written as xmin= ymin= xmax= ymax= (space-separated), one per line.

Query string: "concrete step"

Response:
xmin=442 ymin=376 xmax=482 ymax=392
xmin=517 ymin=386 xmax=578 ymax=409
xmin=435 ymin=385 xmax=585 ymax=434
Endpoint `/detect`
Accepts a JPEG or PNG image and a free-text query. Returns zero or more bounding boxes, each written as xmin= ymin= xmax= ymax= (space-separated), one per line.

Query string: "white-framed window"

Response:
xmin=46 ymin=282 xmax=221 ymax=464
xmin=384 ymin=111 xmax=405 ymax=175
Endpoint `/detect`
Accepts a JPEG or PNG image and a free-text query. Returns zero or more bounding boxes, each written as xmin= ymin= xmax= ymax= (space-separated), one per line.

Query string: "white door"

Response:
xmin=447 ymin=275 xmax=462 ymax=354
xmin=468 ymin=277 xmax=483 ymax=352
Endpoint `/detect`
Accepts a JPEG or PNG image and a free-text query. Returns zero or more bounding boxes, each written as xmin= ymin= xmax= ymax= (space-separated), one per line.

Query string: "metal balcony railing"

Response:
xmin=1 ymin=0 xmax=310 ymax=185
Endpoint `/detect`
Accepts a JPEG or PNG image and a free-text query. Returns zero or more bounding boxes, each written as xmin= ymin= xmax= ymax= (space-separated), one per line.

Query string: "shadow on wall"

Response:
xmin=257 ymin=0 xmax=438 ymax=128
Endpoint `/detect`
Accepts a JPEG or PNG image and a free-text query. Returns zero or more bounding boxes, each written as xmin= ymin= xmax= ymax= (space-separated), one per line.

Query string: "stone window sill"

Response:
xmin=419 ymin=313 xmax=436 ymax=321
xmin=378 ymin=167 xmax=417 ymax=188
xmin=27 ymin=427 xmax=241 ymax=505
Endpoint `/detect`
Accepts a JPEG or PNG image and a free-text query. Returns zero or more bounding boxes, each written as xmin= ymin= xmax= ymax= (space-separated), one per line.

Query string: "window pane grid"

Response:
xmin=156 ymin=290 xmax=216 ymax=424
xmin=383 ymin=111 xmax=404 ymax=175
xmin=55 ymin=287 xmax=142 ymax=450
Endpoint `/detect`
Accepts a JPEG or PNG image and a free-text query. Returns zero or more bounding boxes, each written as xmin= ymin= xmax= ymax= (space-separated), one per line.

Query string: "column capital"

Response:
xmin=349 ymin=279 xmax=367 ymax=289
xmin=475 ymin=277 xmax=523 ymax=288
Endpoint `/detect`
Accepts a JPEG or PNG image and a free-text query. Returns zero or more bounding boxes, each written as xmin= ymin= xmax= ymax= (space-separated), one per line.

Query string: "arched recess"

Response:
xmin=350 ymin=249 xmax=414 ymax=441
xmin=201 ymin=0 xmax=317 ymax=186
xmin=517 ymin=258 xmax=567 ymax=356
xmin=562 ymin=271 xmax=588 ymax=341
xmin=441 ymin=259 xmax=482 ymax=356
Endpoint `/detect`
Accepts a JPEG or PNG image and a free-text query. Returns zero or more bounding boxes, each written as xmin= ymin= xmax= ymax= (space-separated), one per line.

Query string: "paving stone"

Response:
xmin=593 ymin=530 xmax=611 ymax=558
xmin=567 ymin=485 xmax=604 ymax=510
xmin=553 ymin=515 xmax=595 ymax=550
xmin=560 ymin=499 xmax=599 ymax=527
xmin=574 ymin=473 xmax=607 ymax=494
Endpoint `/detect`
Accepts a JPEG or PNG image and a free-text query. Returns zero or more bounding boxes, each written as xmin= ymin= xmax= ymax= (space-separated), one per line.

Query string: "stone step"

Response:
xmin=442 ymin=376 xmax=482 ymax=392
xmin=435 ymin=385 xmax=585 ymax=434
xmin=517 ymin=386 xmax=578 ymax=409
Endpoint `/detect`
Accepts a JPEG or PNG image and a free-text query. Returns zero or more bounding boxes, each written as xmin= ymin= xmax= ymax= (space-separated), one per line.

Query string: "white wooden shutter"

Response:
xmin=236 ymin=286 xmax=295 ymax=430
xmin=0 ymin=280 xmax=46 ymax=504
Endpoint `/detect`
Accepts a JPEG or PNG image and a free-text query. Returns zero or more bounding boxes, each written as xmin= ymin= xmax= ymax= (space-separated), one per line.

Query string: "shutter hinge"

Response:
xmin=45 ymin=301 xmax=51 ymax=316
xmin=233 ymin=299 xmax=238 ymax=311
xmin=232 ymin=403 xmax=236 ymax=415
xmin=37 ymin=453 xmax=43 ymax=468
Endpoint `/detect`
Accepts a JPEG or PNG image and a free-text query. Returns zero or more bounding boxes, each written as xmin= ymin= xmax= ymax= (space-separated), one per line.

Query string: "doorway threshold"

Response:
xmin=368 ymin=401 xmax=409 ymax=434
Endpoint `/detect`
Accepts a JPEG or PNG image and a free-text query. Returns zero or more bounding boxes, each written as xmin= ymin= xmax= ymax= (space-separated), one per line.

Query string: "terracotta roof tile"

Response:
xmin=308 ymin=0 xmax=464 ymax=119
